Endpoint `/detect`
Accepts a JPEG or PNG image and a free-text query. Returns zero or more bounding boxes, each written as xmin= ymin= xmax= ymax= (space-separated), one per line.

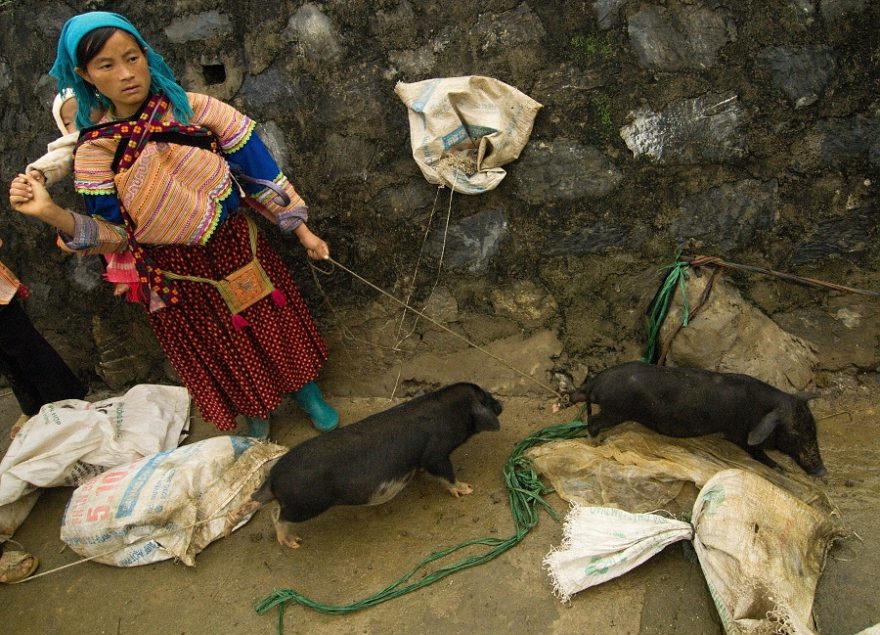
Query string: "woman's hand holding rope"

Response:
xmin=295 ymin=223 xmax=330 ymax=260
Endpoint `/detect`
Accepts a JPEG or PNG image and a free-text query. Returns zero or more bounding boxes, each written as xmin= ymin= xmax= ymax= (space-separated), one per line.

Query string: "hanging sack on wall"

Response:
xmin=395 ymin=76 xmax=542 ymax=194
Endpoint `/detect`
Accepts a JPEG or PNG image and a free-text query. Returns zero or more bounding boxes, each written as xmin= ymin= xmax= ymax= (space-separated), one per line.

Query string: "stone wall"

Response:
xmin=0 ymin=0 xmax=877 ymax=397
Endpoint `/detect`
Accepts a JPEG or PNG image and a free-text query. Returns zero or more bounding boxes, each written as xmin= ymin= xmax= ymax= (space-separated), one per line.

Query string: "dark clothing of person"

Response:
xmin=0 ymin=299 xmax=87 ymax=415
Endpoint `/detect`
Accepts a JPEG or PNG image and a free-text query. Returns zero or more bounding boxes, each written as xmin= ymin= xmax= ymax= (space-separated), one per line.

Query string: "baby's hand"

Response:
xmin=27 ymin=169 xmax=46 ymax=186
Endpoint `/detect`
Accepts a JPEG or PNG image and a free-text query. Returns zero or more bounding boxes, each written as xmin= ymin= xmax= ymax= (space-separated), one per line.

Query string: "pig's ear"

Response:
xmin=748 ymin=412 xmax=780 ymax=445
xmin=471 ymin=401 xmax=501 ymax=431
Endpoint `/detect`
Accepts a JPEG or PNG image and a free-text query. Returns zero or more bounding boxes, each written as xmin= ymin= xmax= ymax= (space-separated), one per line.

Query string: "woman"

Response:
xmin=9 ymin=11 xmax=338 ymax=438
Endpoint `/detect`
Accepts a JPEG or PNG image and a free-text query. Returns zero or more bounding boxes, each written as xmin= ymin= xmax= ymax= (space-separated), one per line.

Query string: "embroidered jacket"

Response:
xmin=62 ymin=93 xmax=308 ymax=254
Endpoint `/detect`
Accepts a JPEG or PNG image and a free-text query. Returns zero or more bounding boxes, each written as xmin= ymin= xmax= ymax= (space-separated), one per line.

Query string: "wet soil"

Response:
xmin=0 ymin=373 xmax=878 ymax=635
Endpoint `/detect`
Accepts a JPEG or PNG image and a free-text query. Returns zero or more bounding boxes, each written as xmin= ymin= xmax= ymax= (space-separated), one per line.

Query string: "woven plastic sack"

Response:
xmin=0 ymin=384 xmax=190 ymax=542
xmin=544 ymin=505 xmax=692 ymax=597
xmin=526 ymin=422 xmax=833 ymax=515
xmin=692 ymin=470 xmax=840 ymax=634
xmin=60 ymin=437 xmax=286 ymax=567
xmin=395 ymin=76 xmax=542 ymax=194
xmin=545 ymin=470 xmax=843 ymax=634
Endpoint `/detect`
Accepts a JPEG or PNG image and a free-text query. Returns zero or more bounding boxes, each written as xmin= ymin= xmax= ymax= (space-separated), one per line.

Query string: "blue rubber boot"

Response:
xmin=292 ymin=382 xmax=339 ymax=432
xmin=245 ymin=416 xmax=270 ymax=440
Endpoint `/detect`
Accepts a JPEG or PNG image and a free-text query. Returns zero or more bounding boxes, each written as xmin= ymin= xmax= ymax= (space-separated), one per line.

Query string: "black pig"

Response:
xmin=226 ymin=383 xmax=502 ymax=548
xmin=568 ymin=361 xmax=826 ymax=476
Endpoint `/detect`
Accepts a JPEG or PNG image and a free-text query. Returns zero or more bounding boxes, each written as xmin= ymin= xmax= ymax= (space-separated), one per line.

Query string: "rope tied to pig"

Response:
xmin=255 ymin=415 xmax=589 ymax=629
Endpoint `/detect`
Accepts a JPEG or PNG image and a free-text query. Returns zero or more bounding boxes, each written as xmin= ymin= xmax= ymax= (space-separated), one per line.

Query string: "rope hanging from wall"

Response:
xmin=642 ymin=251 xmax=880 ymax=364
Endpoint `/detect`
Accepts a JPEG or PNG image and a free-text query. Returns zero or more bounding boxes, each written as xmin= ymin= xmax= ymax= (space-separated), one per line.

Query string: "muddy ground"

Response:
xmin=1 ymin=372 xmax=878 ymax=635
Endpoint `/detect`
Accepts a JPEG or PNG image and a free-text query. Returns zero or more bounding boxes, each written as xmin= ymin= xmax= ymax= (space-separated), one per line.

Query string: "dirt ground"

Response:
xmin=1 ymin=372 xmax=878 ymax=635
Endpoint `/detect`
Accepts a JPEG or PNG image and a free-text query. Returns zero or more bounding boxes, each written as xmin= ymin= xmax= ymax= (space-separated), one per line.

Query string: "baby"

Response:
xmin=26 ymin=90 xmax=78 ymax=186
xmin=24 ymin=92 xmax=138 ymax=299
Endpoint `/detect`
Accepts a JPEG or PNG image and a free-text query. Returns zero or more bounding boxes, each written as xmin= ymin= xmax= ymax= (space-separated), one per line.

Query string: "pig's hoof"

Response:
xmin=223 ymin=510 xmax=244 ymax=537
xmin=278 ymin=535 xmax=302 ymax=549
xmin=224 ymin=500 xmax=261 ymax=536
xmin=273 ymin=514 xmax=303 ymax=549
xmin=448 ymin=481 xmax=474 ymax=497
xmin=223 ymin=512 xmax=236 ymax=538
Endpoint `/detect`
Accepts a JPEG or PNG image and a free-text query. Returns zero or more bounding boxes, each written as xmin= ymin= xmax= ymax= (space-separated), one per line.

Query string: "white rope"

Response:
xmin=10 ymin=509 xmax=232 ymax=584
xmin=393 ymin=184 xmax=443 ymax=346
xmin=394 ymin=173 xmax=456 ymax=349
xmin=311 ymin=257 xmax=563 ymax=399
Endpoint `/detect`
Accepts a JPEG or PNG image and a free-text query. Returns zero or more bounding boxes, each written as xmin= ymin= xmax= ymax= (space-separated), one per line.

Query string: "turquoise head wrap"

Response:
xmin=50 ymin=11 xmax=192 ymax=129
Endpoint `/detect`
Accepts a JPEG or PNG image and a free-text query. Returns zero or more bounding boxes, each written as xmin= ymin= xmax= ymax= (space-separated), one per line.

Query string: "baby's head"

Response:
xmin=52 ymin=89 xmax=78 ymax=134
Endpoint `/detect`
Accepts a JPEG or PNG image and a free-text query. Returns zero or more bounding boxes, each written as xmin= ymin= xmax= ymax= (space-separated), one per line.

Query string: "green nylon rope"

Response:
xmin=642 ymin=253 xmax=691 ymax=363
xmin=255 ymin=416 xmax=590 ymax=630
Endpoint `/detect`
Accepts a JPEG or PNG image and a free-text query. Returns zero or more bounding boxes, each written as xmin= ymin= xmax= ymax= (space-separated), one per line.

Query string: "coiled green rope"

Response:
xmin=642 ymin=253 xmax=691 ymax=363
xmin=255 ymin=417 xmax=590 ymax=631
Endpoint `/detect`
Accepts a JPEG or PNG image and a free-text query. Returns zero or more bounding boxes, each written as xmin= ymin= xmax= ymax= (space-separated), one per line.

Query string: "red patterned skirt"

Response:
xmin=144 ymin=213 xmax=328 ymax=430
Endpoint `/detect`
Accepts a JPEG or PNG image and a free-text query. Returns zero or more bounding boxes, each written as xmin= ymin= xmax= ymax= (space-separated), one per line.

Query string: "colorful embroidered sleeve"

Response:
xmin=57 ymin=195 xmax=128 ymax=254
xmin=58 ymin=202 xmax=128 ymax=254
xmin=188 ymin=93 xmax=309 ymax=232
xmin=188 ymin=92 xmax=256 ymax=154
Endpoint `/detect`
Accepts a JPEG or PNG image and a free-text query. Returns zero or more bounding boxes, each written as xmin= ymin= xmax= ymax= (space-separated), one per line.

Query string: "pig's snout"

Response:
xmin=797 ymin=450 xmax=827 ymax=477
xmin=796 ymin=440 xmax=826 ymax=477
xmin=807 ymin=463 xmax=827 ymax=477
xmin=567 ymin=388 xmax=587 ymax=404
xmin=492 ymin=399 xmax=503 ymax=416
